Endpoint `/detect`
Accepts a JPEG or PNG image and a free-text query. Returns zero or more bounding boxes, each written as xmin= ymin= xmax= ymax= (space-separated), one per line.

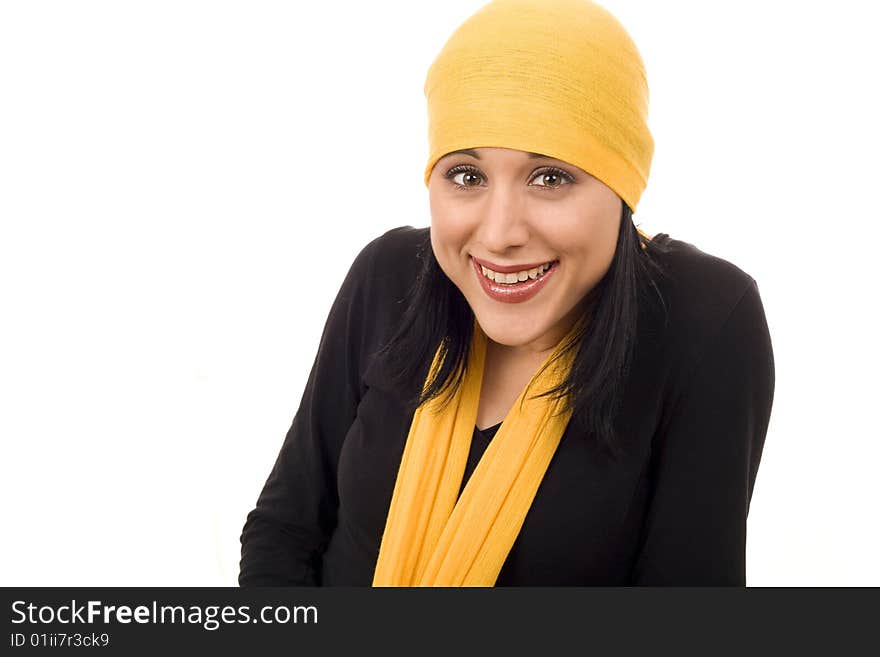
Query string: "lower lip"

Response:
xmin=472 ymin=257 xmax=559 ymax=303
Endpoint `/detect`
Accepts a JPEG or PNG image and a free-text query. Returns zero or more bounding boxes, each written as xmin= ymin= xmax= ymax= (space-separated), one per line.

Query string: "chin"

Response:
xmin=475 ymin=314 xmax=544 ymax=348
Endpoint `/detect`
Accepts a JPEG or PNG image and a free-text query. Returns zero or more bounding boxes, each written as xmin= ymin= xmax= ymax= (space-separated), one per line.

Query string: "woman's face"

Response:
xmin=428 ymin=146 xmax=622 ymax=355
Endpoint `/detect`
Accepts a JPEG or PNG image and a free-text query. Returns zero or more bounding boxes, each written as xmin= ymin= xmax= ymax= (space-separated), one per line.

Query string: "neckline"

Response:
xmin=476 ymin=421 xmax=502 ymax=436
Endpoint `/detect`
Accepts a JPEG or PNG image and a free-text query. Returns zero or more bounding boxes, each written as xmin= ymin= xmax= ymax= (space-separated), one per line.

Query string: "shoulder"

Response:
xmin=625 ymin=234 xmax=774 ymax=451
xmin=635 ymin=234 xmax=770 ymax=399
xmin=648 ymin=233 xmax=761 ymax=339
xmin=347 ymin=225 xmax=430 ymax=304
xmin=350 ymin=225 xmax=428 ymax=276
xmin=365 ymin=225 xmax=430 ymax=276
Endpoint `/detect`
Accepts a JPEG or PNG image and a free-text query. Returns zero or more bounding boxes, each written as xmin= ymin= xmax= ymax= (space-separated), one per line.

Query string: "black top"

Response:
xmin=239 ymin=226 xmax=775 ymax=586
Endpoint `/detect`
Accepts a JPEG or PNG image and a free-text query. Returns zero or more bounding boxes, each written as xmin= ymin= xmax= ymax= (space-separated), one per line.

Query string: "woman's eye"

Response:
xmin=531 ymin=168 xmax=574 ymax=189
xmin=447 ymin=168 xmax=485 ymax=190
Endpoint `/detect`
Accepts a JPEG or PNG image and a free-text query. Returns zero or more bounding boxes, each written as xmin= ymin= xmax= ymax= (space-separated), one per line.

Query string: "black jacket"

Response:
xmin=239 ymin=226 xmax=775 ymax=586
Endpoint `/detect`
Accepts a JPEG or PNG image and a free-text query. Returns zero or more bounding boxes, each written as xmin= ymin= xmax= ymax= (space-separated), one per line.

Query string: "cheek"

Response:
xmin=569 ymin=218 xmax=619 ymax=284
xmin=545 ymin=213 xmax=618 ymax=287
xmin=429 ymin=198 xmax=471 ymax=252
xmin=430 ymin=225 xmax=469 ymax=287
xmin=429 ymin=209 xmax=464 ymax=281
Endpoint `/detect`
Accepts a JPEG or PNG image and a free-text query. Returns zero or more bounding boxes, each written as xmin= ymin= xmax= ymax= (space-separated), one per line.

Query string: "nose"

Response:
xmin=476 ymin=184 xmax=531 ymax=254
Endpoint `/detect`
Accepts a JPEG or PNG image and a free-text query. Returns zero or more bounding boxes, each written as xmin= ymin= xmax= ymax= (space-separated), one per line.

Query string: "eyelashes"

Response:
xmin=443 ymin=164 xmax=576 ymax=192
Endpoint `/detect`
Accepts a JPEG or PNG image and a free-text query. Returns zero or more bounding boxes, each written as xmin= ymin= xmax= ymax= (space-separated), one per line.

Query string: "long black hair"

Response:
xmin=372 ymin=203 xmax=673 ymax=459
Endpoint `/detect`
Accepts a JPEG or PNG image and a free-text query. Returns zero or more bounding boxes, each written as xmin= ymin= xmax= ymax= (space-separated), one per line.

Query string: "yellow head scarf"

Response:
xmin=422 ymin=0 xmax=654 ymax=214
xmin=373 ymin=0 xmax=654 ymax=586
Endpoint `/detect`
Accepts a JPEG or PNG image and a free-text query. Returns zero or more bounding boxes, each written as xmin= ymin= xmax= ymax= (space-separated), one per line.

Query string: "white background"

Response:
xmin=1 ymin=0 xmax=877 ymax=586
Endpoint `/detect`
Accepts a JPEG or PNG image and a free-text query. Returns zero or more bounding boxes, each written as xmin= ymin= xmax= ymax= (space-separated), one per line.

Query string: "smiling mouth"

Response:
xmin=471 ymin=256 xmax=560 ymax=303
xmin=477 ymin=259 xmax=558 ymax=284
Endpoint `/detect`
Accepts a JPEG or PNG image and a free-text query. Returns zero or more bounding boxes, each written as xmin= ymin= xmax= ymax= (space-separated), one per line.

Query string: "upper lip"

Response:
xmin=471 ymin=256 xmax=557 ymax=273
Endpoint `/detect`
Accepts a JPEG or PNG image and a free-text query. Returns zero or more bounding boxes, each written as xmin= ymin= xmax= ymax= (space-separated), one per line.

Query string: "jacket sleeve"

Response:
xmin=238 ymin=236 xmax=379 ymax=586
xmin=630 ymin=280 xmax=775 ymax=586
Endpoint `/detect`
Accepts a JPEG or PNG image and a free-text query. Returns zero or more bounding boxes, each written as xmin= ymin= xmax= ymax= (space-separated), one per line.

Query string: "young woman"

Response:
xmin=239 ymin=0 xmax=775 ymax=586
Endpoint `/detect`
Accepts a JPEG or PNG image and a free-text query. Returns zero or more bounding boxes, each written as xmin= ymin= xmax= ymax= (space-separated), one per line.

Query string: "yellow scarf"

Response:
xmin=372 ymin=317 xmax=582 ymax=586
xmin=423 ymin=0 xmax=654 ymax=214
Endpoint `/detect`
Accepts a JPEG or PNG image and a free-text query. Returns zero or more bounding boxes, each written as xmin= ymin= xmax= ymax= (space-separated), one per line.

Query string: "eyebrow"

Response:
xmin=441 ymin=148 xmax=552 ymax=160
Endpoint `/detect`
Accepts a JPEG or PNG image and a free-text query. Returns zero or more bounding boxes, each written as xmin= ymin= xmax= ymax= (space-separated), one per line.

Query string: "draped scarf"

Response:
xmin=372 ymin=316 xmax=582 ymax=586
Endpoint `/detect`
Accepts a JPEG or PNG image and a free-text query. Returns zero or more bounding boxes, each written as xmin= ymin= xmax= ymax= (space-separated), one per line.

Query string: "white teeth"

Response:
xmin=479 ymin=260 xmax=555 ymax=285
